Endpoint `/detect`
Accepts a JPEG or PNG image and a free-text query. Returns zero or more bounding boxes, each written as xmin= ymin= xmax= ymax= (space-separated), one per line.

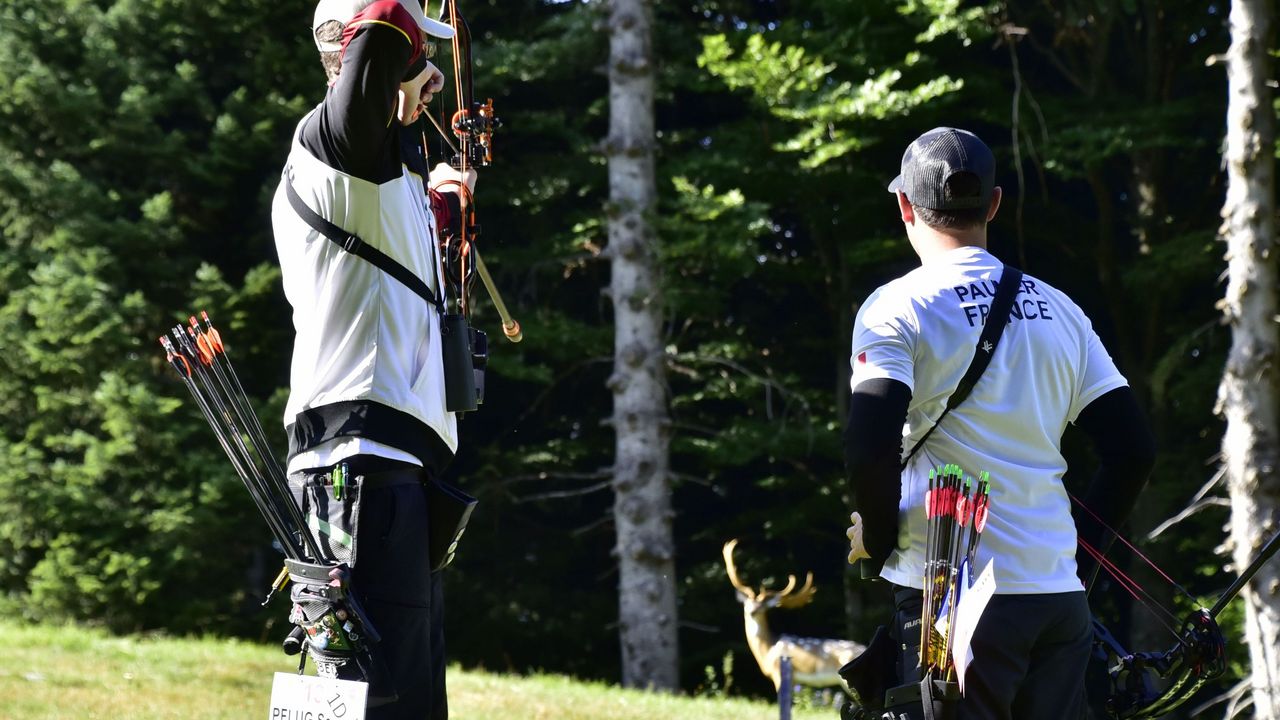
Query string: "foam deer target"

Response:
xmin=722 ymin=539 xmax=864 ymax=692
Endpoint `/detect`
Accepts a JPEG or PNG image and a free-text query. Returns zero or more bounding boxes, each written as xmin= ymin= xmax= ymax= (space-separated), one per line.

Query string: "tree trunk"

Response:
xmin=1219 ymin=0 xmax=1279 ymax=716
xmin=605 ymin=0 xmax=678 ymax=691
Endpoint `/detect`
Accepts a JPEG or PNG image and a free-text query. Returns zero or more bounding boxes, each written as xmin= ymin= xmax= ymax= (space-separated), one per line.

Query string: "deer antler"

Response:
xmin=777 ymin=573 xmax=798 ymax=596
xmin=722 ymin=539 xmax=757 ymax=599
xmin=776 ymin=572 xmax=817 ymax=608
xmin=724 ymin=541 xmax=818 ymax=607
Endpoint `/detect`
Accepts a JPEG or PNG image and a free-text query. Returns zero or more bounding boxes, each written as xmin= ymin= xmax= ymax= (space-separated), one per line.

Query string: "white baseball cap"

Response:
xmin=313 ymin=0 xmax=455 ymax=52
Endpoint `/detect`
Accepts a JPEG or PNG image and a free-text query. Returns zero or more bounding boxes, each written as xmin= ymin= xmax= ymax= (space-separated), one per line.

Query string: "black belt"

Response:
xmin=359 ymin=467 xmax=428 ymax=491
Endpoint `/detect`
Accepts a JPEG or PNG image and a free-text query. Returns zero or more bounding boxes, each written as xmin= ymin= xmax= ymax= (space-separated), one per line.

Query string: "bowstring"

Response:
xmin=1071 ymin=490 xmax=1218 ymax=703
xmin=448 ymin=0 xmax=471 ymax=318
xmin=1070 ymin=493 xmax=1201 ymax=607
xmin=1078 ymin=536 xmax=1183 ymax=638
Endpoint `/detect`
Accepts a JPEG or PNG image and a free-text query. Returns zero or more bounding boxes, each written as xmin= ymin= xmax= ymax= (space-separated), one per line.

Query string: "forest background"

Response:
xmin=0 ymin=0 xmax=1274 ymax=715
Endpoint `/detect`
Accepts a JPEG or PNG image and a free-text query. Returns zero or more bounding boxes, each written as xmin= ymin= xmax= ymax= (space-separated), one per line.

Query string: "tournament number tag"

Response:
xmin=268 ymin=672 xmax=368 ymax=720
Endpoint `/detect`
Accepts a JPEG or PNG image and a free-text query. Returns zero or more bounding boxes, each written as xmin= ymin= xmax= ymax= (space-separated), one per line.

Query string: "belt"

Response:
xmin=359 ymin=467 xmax=428 ymax=491
xmin=893 ymin=584 xmax=924 ymax=609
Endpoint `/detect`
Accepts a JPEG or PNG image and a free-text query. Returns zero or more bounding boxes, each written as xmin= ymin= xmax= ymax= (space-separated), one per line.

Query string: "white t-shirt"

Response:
xmin=850 ymin=246 xmax=1126 ymax=594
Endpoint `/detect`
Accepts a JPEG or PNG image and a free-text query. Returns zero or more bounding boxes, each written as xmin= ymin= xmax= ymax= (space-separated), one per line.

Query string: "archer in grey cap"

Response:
xmin=888 ymin=127 xmax=996 ymax=212
xmin=848 ymin=122 xmax=1150 ymax=720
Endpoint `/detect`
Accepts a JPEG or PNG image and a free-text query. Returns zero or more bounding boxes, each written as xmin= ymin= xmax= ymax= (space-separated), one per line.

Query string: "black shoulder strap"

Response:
xmin=900 ymin=266 xmax=1024 ymax=469
xmin=284 ymin=176 xmax=443 ymax=311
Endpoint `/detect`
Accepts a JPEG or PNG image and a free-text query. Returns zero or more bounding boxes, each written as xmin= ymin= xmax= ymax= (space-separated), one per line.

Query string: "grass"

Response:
xmin=0 ymin=621 xmax=835 ymax=719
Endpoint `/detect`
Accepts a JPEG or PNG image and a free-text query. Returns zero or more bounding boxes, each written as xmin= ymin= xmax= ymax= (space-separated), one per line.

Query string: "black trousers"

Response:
xmin=304 ymin=455 xmax=448 ymax=720
xmin=893 ymin=586 xmax=1092 ymax=720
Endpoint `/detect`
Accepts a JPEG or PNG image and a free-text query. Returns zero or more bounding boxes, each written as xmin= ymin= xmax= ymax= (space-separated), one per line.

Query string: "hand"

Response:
xmin=847 ymin=512 xmax=870 ymax=564
xmin=398 ymin=61 xmax=446 ymax=126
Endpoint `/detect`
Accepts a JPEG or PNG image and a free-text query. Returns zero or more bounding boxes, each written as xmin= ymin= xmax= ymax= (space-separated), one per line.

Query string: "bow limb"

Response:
xmin=1073 ymin=492 xmax=1280 ymax=717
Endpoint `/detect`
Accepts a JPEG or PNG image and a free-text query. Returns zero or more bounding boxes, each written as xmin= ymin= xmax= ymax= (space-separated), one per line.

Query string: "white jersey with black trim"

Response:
xmin=270 ymin=1 xmax=459 ymax=473
xmin=850 ymin=245 xmax=1126 ymax=594
xmin=271 ymin=112 xmax=458 ymax=469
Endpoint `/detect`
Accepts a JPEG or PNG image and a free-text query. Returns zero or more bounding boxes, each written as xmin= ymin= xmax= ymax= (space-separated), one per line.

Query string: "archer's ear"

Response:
xmin=896 ymin=191 xmax=914 ymax=225
xmin=986 ymin=186 xmax=1003 ymax=222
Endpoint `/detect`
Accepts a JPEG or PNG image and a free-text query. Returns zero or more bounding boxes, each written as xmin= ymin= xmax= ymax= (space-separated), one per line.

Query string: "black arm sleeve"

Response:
xmin=844 ymin=377 xmax=912 ymax=568
xmin=300 ymin=23 xmax=415 ymax=183
xmin=1070 ymin=385 xmax=1157 ymax=588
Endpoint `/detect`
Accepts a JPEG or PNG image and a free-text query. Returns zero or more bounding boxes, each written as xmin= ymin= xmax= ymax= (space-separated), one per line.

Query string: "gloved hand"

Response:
xmin=847 ymin=511 xmax=870 ymax=564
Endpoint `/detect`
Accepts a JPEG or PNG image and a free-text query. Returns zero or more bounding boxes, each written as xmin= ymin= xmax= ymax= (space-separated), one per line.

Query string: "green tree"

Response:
xmin=0 ymin=0 xmax=311 ymax=632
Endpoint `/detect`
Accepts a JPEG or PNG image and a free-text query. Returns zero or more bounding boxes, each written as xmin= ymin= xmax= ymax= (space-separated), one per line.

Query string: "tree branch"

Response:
xmin=515 ymin=480 xmax=612 ymax=504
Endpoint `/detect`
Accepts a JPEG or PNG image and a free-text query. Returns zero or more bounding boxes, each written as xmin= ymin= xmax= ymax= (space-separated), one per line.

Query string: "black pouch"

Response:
xmin=842 ymin=587 xmax=961 ymax=720
xmin=442 ymin=313 xmax=478 ymax=413
xmin=350 ymin=467 xmax=477 ymax=572
xmin=427 ymin=478 xmax=477 ymax=571
xmin=840 ymin=625 xmax=897 ymax=713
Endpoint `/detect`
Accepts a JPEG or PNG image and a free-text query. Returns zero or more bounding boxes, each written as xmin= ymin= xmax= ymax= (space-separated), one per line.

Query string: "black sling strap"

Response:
xmin=901 ymin=266 xmax=1024 ymax=469
xmin=284 ymin=177 xmax=443 ymax=311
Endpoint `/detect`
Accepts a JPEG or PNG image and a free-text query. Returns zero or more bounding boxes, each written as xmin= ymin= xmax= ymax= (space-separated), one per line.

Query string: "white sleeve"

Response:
xmin=850 ymin=287 xmax=916 ymax=393
xmin=1069 ymin=324 xmax=1128 ymax=422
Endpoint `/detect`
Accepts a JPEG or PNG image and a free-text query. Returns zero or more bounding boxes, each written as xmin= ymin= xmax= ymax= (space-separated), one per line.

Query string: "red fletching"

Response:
xmin=185 ymin=326 xmax=212 ymax=366
xmin=195 ymin=333 xmax=215 ymax=365
xmin=199 ymin=311 xmax=225 ymax=354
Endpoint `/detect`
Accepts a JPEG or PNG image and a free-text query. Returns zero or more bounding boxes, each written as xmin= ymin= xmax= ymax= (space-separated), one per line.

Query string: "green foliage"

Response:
xmin=695 ymin=650 xmax=736 ymax=699
xmin=698 ymin=10 xmax=968 ymax=168
xmin=0 ymin=0 xmax=311 ymax=632
xmin=898 ymin=0 xmax=998 ymax=45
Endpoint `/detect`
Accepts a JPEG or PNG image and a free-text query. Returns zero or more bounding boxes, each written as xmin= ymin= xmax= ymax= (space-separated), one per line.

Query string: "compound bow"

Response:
xmin=1077 ymin=496 xmax=1280 ymax=718
xmin=425 ymin=0 xmax=520 ymax=342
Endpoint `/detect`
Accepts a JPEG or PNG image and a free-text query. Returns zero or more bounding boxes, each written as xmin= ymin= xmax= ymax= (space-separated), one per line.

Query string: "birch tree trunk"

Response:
xmin=605 ymin=0 xmax=679 ymax=691
xmin=1219 ymin=0 xmax=1278 ymax=716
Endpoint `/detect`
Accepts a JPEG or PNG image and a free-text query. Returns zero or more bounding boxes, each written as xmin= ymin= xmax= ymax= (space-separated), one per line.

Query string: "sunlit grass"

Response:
xmin=0 ymin=621 xmax=833 ymax=719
